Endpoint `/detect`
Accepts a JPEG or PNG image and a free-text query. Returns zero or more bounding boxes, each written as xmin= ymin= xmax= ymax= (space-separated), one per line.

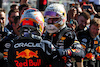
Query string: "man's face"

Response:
xmin=9 ymin=12 xmax=19 ymax=24
xmin=89 ymin=24 xmax=100 ymax=38
xmin=12 ymin=19 xmax=20 ymax=36
xmin=78 ymin=16 xmax=90 ymax=30
xmin=72 ymin=8 xmax=77 ymax=18
xmin=0 ymin=12 xmax=6 ymax=27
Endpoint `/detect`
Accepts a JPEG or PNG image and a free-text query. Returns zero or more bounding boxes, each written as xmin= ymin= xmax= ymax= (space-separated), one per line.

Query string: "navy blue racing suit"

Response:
xmin=43 ymin=27 xmax=85 ymax=67
xmin=77 ymin=29 xmax=100 ymax=67
xmin=8 ymin=34 xmax=59 ymax=67
xmin=0 ymin=27 xmax=14 ymax=67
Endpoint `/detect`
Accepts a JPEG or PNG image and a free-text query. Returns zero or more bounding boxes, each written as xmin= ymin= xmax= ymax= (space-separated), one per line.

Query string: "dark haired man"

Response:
xmin=76 ymin=11 xmax=91 ymax=34
xmin=6 ymin=10 xmax=19 ymax=34
xmin=77 ymin=18 xmax=100 ymax=67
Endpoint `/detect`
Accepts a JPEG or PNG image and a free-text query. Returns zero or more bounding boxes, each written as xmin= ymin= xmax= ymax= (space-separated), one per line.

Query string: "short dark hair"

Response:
xmin=10 ymin=4 xmax=18 ymax=10
xmin=0 ymin=8 xmax=5 ymax=13
xmin=90 ymin=18 xmax=100 ymax=27
xmin=8 ymin=10 xmax=18 ymax=17
xmin=79 ymin=11 xmax=90 ymax=19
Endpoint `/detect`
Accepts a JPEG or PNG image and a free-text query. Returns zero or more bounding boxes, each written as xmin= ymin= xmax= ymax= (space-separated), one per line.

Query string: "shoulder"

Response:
xmin=77 ymin=30 xmax=88 ymax=37
xmin=63 ymin=27 xmax=76 ymax=37
xmin=41 ymin=40 xmax=56 ymax=48
xmin=77 ymin=30 xmax=89 ymax=41
xmin=4 ymin=27 xmax=12 ymax=35
xmin=77 ymin=30 xmax=90 ymax=44
xmin=62 ymin=27 xmax=75 ymax=34
xmin=41 ymin=40 xmax=53 ymax=46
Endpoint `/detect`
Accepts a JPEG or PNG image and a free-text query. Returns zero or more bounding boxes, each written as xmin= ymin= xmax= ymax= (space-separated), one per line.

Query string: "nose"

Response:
xmin=82 ymin=22 xmax=86 ymax=27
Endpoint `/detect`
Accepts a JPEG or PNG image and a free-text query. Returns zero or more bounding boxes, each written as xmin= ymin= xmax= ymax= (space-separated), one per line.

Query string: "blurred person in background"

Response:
xmin=75 ymin=4 xmax=83 ymax=21
xmin=81 ymin=1 xmax=97 ymax=19
xmin=67 ymin=7 xmax=79 ymax=31
xmin=77 ymin=18 xmax=100 ymax=67
xmin=5 ymin=4 xmax=19 ymax=26
xmin=6 ymin=10 xmax=19 ymax=34
xmin=12 ymin=16 xmax=20 ymax=36
xmin=76 ymin=11 xmax=91 ymax=35
xmin=0 ymin=8 xmax=14 ymax=67
xmin=0 ymin=8 xmax=11 ymax=35
xmin=67 ymin=7 xmax=77 ymax=22
xmin=19 ymin=0 xmax=29 ymax=5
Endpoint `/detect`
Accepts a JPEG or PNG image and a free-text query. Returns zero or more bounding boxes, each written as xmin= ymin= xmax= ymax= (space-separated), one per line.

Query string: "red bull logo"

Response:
xmin=15 ymin=49 xmax=42 ymax=67
xmin=16 ymin=49 xmax=39 ymax=59
xmin=14 ymin=59 xmax=41 ymax=67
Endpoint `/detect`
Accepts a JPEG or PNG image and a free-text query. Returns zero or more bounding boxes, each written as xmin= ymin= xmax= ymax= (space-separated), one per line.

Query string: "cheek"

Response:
xmin=78 ymin=19 xmax=82 ymax=25
xmin=16 ymin=24 xmax=19 ymax=28
xmin=89 ymin=28 xmax=93 ymax=33
xmin=90 ymin=30 xmax=94 ymax=33
xmin=78 ymin=22 xmax=82 ymax=26
xmin=10 ymin=18 xmax=13 ymax=21
xmin=4 ymin=19 xmax=5 ymax=23
xmin=86 ymin=20 xmax=90 ymax=25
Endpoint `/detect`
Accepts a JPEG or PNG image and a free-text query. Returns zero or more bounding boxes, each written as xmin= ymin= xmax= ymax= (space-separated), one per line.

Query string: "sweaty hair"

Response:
xmin=90 ymin=18 xmax=100 ymax=27
xmin=79 ymin=11 xmax=90 ymax=19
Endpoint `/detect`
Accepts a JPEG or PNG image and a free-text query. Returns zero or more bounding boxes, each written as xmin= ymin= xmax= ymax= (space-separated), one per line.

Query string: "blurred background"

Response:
xmin=1 ymin=0 xmax=79 ymax=15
